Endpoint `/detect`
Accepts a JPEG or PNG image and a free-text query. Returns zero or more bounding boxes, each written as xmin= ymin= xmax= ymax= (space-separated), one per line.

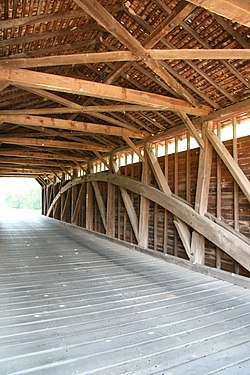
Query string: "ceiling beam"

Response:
xmin=0 ymin=157 xmax=76 ymax=167
xmin=186 ymin=0 xmax=250 ymax=27
xmin=0 ymin=114 xmax=149 ymax=139
xmin=73 ymin=0 xmax=198 ymax=106
xmin=15 ymin=86 xmax=140 ymax=132
xmin=0 ymin=150 xmax=90 ymax=161
xmin=0 ymin=167 xmax=54 ymax=174
xmin=0 ymin=49 xmax=249 ymax=68
xmin=0 ymin=105 xmax=171 ymax=115
xmin=0 ymin=137 xmax=112 ymax=152
xmin=0 ymin=68 xmax=211 ymax=116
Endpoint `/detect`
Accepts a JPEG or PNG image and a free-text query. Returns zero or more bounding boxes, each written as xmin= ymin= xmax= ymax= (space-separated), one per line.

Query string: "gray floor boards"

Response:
xmin=0 ymin=210 xmax=249 ymax=375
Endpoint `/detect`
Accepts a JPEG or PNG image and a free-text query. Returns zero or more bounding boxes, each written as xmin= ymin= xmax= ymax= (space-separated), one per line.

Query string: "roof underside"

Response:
xmin=0 ymin=0 xmax=249 ymax=181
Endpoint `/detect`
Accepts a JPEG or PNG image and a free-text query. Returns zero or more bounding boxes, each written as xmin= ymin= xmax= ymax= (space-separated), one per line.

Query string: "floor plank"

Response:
xmin=0 ymin=210 xmax=249 ymax=375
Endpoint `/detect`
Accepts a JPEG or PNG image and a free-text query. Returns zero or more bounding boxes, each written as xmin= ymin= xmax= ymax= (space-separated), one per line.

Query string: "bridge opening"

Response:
xmin=0 ymin=177 xmax=41 ymax=214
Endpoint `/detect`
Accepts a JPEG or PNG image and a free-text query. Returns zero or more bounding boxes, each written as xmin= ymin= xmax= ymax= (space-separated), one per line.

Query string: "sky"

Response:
xmin=0 ymin=177 xmax=40 ymax=205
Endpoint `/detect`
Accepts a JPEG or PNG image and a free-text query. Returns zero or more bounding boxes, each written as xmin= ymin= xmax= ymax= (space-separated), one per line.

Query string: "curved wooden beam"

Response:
xmin=46 ymin=173 xmax=250 ymax=272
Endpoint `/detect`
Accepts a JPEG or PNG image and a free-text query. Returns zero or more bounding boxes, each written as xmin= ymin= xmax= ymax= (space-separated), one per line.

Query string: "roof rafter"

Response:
xmin=73 ymin=0 xmax=199 ymax=106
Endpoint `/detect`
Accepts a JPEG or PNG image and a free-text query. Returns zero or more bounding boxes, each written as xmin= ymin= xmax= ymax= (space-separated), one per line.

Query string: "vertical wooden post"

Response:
xmin=233 ymin=117 xmax=240 ymax=274
xmin=42 ymin=185 xmax=46 ymax=215
xmin=191 ymin=122 xmax=213 ymax=264
xmin=72 ymin=183 xmax=85 ymax=225
xmin=186 ymin=133 xmax=191 ymax=203
xmin=117 ymin=192 xmax=121 ymax=239
xmin=106 ymin=182 xmax=115 ymax=237
xmin=163 ymin=140 xmax=168 ymax=254
xmin=61 ymin=189 xmax=71 ymax=222
xmin=216 ymin=123 xmax=222 ymax=269
xmin=174 ymin=136 xmax=179 ymax=257
xmin=86 ymin=181 xmax=93 ymax=231
xmin=138 ymin=147 xmax=150 ymax=248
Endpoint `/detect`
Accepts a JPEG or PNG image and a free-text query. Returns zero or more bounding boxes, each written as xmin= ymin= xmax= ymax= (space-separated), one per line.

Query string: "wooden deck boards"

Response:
xmin=0 ymin=210 xmax=249 ymax=375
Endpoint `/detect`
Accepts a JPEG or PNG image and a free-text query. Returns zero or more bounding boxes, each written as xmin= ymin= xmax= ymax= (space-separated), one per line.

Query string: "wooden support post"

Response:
xmin=61 ymin=189 xmax=71 ymax=222
xmin=109 ymin=154 xmax=139 ymax=241
xmin=72 ymin=183 xmax=85 ymax=224
xmin=123 ymin=136 xmax=145 ymax=161
xmin=106 ymin=183 xmax=115 ymax=237
xmin=186 ymin=133 xmax=191 ymax=203
xmin=71 ymin=185 xmax=78 ymax=223
xmin=174 ymin=136 xmax=179 ymax=257
xmin=120 ymin=188 xmax=139 ymax=241
xmin=146 ymin=147 xmax=171 ymax=195
xmin=147 ymin=145 xmax=192 ymax=257
xmin=232 ymin=117 xmax=240 ymax=232
xmin=92 ymin=181 xmax=107 ymax=230
xmin=174 ymin=218 xmax=192 ymax=258
xmin=216 ymin=123 xmax=222 ymax=269
xmin=207 ymin=129 xmax=250 ymax=202
xmin=232 ymin=117 xmax=240 ymax=274
xmin=86 ymin=181 xmax=93 ymax=230
xmin=42 ymin=185 xmax=46 ymax=215
xmin=138 ymin=150 xmax=150 ymax=248
xmin=179 ymin=112 xmax=204 ymax=149
xmin=163 ymin=141 xmax=169 ymax=254
xmin=191 ymin=122 xmax=213 ymax=264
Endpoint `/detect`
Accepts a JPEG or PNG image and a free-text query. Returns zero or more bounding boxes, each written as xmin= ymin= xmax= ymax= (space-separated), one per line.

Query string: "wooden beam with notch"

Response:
xmin=0 ymin=49 xmax=249 ymax=69
xmin=0 ymin=150 xmax=89 ymax=162
xmin=0 ymin=68 xmax=211 ymax=116
xmin=0 ymin=137 xmax=112 ymax=152
xmin=191 ymin=122 xmax=213 ymax=264
xmin=0 ymin=114 xmax=149 ymax=139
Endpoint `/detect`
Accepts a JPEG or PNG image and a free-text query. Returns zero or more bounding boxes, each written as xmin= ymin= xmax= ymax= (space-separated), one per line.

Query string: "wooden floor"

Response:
xmin=0 ymin=209 xmax=250 ymax=375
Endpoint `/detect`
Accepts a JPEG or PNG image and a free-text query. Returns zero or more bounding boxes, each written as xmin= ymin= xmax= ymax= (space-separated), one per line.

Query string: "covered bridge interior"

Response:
xmin=0 ymin=0 xmax=250 ymax=374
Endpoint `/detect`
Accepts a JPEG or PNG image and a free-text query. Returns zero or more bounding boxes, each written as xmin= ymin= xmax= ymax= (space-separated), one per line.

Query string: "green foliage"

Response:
xmin=3 ymin=188 xmax=41 ymax=209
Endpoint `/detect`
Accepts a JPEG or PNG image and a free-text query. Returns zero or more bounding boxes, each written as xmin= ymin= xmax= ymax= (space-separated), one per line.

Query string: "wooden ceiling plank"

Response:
xmin=211 ymin=13 xmax=249 ymax=49
xmin=186 ymin=0 xmax=250 ymax=27
xmin=0 ymin=5 xmax=123 ymax=29
xmin=0 ymin=10 xmax=87 ymax=29
xmin=168 ymin=11 xmax=250 ymax=90
xmin=0 ymin=24 xmax=104 ymax=48
xmin=124 ymin=3 xmax=243 ymax=104
xmin=144 ymin=1 xmax=196 ymax=48
xmin=0 ymin=114 xmax=149 ymax=139
xmin=0 ymin=68 xmax=211 ymax=116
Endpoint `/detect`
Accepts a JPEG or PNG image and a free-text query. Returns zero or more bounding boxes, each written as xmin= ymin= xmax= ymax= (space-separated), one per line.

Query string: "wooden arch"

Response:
xmin=46 ymin=172 xmax=250 ymax=272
